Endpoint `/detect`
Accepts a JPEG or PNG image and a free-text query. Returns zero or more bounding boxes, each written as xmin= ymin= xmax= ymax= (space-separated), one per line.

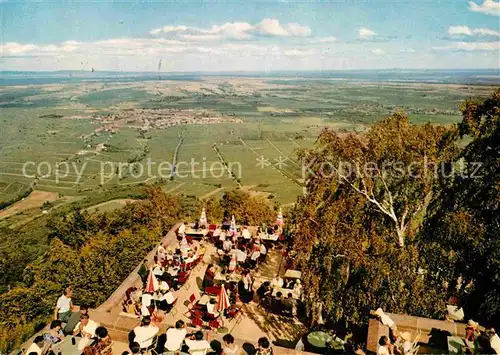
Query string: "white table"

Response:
xmin=259 ymin=233 xmax=279 ymax=241
xmin=284 ymin=269 xmax=302 ymax=279
xmin=51 ymin=336 xmax=94 ymax=354
xmin=198 ymin=294 xmax=215 ymax=305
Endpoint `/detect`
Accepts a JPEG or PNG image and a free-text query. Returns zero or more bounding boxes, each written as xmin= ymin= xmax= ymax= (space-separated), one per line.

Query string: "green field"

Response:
xmin=0 ymin=77 xmax=494 ymax=212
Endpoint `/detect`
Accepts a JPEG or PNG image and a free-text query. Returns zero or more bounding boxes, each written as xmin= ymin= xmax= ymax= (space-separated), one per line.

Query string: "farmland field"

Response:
xmin=0 ymin=71 xmax=497 ymax=219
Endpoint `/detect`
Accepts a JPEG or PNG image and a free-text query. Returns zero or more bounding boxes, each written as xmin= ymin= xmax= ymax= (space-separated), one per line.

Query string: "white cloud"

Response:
xmin=371 ymin=48 xmax=385 ymax=55
xmin=283 ymin=48 xmax=316 ymax=56
xmin=313 ymin=36 xmax=337 ymax=43
xmin=469 ymin=0 xmax=500 ymax=15
xmin=149 ymin=18 xmax=311 ymax=40
xmin=399 ymin=48 xmax=416 ymax=53
xmin=358 ymin=27 xmax=376 ymax=39
xmin=448 ymin=25 xmax=500 ymax=37
xmin=433 ymin=41 xmax=500 ymax=51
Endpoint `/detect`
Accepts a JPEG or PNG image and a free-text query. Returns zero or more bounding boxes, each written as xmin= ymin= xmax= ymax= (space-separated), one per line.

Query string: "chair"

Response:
xmin=208 ymin=319 xmax=220 ymax=330
xmin=192 ymin=317 xmax=204 ymax=328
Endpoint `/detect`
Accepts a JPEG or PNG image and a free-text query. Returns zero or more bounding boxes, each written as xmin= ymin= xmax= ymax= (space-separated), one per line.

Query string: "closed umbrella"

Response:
xmin=145 ymin=269 xmax=159 ymax=293
xmin=276 ymin=208 xmax=284 ymax=225
xmin=217 ymin=284 xmax=230 ymax=313
xmin=230 ymin=215 xmax=237 ymax=233
xmin=199 ymin=208 xmax=207 ymax=227
xmin=216 ymin=284 xmax=231 ymax=333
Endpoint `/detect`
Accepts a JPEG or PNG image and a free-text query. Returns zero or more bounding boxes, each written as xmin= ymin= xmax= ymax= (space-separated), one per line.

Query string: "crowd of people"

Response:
xmin=123 ymin=317 xmax=275 ymax=354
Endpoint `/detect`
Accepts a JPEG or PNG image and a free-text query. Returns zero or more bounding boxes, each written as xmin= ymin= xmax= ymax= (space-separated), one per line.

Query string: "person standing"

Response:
xmin=54 ymin=286 xmax=75 ymax=323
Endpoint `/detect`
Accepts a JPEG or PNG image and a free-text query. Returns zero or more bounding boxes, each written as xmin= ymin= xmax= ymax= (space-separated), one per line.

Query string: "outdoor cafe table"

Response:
xmin=185 ymin=228 xmax=209 ymax=238
xmin=51 ymin=336 xmax=94 ymax=354
xmin=198 ymin=294 xmax=215 ymax=306
xmin=214 ymin=272 xmax=241 ymax=283
xmin=259 ymin=233 xmax=279 ymax=241
xmin=307 ymin=331 xmax=344 ymax=353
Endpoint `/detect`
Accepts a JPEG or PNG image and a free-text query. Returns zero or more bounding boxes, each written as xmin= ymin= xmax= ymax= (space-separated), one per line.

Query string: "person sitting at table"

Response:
xmin=63 ymin=303 xmax=89 ymax=335
xmin=203 ymin=264 xmax=216 ymax=289
xmin=73 ymin=313 xmax=99 ymax=338
xmin=157 ymin=243 xmax=166 ymax=259
xmin=129 ymin=316 xmax=159 ymax=351
xmin=285 ymin=278 xmax=296 ymax=289
xmin=123 ymin=298 xmax=140 ymax=316
xmin=185 ymin=330 xmax=211 ymax=355
xmin=256 ymin=337 xmax=273 ymax=355
xmin=83 ymin=326 xmax=112 ymax=355
xmin=206 ymin=298 xmax=220 ymax=319
xmin=153 ymin=257 xmax=164 ymax=277
xmin=219 ymin=230 xmax=227 ymax=243
xmin=282 ymin=293 xmax=296 ymax=316
xmin=238 ymin=270 xmax=254 ymax=303
xmin=223 ymin=238 xmax=233 ymax=253
xmin=271 ymin=275 xmax=284 ymax=289
xmin=466 ymin=320 xmax=480 ymax=341
xmin=377 ymin=335 xmax=394 ymax=355
xmin=242 ymin=226 xmax=251 ymax=240
xmin=207 ymin=340 xmax=223 ymax=355
xmin=163 ymin=320 xmax=187 ymax=353
xmin=236 ymin=247 xmax=247 ymax=266
xmin=141 ymin=291 xmax=154 ymax=314
xmin=26 ymin=336 xmax=45 ymax=355
xmin=158 ymin=290 xmax=177 ymax=312
xmin=222 ymin=334 xmax=240 ymax=355
xmin=293 ymin=279 xmax=302 ymax=295
xmin=271 ymin=292 xmax=284 ymax=314
xmin=259 ymin=242 xmax=267 ymax=260
xmin=250 ymin=248 xmax=261 ymax=269
xmin=44 ymin=320 xmax=65 ymax=344
xmin=257 ymin=281 xmax=272 ymax=303
xmin=121 ymin=342 xmax=141 ymax=355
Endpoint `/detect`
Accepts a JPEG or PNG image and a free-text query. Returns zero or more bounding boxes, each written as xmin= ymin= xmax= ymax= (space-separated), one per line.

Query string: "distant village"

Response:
xmin=76 ymin=108 xmax=243 ymax=153
xmin=93 ymin=108 xmax=242 ymax=132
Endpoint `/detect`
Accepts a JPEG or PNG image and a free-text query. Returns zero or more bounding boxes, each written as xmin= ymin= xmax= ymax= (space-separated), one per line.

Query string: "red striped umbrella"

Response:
xmin=145 ymin=268 xmax=159 ymax=293
xmin=217 ymin=284 xmax=230 ymax=313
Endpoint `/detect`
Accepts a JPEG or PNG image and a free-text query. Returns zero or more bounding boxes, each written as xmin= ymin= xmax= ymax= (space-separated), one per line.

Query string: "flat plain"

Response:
xmin=0 ymin=75 xmax=495 ymax=218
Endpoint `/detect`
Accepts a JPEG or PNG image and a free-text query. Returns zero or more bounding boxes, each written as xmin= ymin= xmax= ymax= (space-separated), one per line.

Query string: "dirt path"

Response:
xmin=0 ymin=190 xmax=58 ymax=220
xmin=201 ymin=186 xmax=224 ymax=199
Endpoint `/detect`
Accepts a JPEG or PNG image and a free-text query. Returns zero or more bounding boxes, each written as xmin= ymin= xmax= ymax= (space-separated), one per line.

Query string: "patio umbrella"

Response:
xmin=199 ymin=208 xmax=208 ymax=227
xmin=230 ymin=215 xmax=237 ymax=233
xmin=180 ymin=235 xmax=188 ymax=249
xmin=217 ymin=284 xmax=230 ymax=313
xmin=145 ymin=269 xmax=159 ymax=293
xmin=276 ymin=208 xmax=284 ymax=225
xmin=217 ymin=283 xmax=231 ymax=332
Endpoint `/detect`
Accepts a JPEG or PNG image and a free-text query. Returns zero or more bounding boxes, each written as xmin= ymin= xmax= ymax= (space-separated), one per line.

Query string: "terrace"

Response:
xmin=14 ymin=216 xmax=319 ymax=355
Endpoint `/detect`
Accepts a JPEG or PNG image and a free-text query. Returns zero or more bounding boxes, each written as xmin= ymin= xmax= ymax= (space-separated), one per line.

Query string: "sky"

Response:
xmin=1 ymin=0 xmax=499 ymax=72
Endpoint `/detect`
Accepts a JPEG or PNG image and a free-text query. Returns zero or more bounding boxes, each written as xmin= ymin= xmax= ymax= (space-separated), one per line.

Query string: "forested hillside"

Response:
xmin=0 ymin=188 xmax=274 ymax=352
xmin=291 ymin=89 xmax=499 ymax=337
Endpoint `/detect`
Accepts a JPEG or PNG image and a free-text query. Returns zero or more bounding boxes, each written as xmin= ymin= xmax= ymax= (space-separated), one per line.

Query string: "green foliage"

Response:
xmin=220 ymin=190 xmax=275 ymax=225
xmin=420 ymin=89 xmax=500 ymax=329
xmin=291 ymin=112 xmax=457 ymax=330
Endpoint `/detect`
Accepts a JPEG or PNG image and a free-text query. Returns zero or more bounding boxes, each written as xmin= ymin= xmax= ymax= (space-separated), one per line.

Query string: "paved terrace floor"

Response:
xmin=93 ymin=242 xmax=308 ymax=351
